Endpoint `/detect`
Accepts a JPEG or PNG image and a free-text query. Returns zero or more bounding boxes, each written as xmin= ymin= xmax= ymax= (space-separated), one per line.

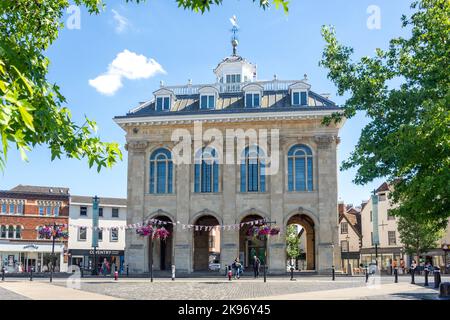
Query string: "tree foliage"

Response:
xmin=286 ymin=224 xmax=301 ymax=260
xmin=397 ymin=216 xmax=443 ymax=259
xmin=0 ymin=0 xmax=288 ymax=172
xmin=320 ymin=0 xmax=450 ymax=227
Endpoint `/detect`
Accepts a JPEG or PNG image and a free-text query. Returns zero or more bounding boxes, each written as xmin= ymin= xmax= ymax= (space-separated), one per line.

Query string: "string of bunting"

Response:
xmin=64 ymin=217 xmax=280 ymax=232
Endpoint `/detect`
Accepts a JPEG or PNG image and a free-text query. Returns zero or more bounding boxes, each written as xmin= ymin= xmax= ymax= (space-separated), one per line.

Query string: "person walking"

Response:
xmin=252 ymin=255 xmax=261 ymax=278
xmin=233 ymin=258 xmax=242 ymax=279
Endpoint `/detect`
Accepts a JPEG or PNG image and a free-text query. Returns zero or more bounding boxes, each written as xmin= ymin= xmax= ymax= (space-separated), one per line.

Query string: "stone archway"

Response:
xmin=239 ymin=215 xmax=266 ymax=268
xmin=149 ymin=215 xmax=173 ymax=271
xmin=286 ymin=214 xmax=315 ymax=270
xmin=193 ymin=215 xmax=220 ymax=271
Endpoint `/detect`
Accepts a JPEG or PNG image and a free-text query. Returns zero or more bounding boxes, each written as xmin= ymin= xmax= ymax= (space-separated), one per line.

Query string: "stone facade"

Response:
xmin=115 ymin=47 xmax=345 ymax=274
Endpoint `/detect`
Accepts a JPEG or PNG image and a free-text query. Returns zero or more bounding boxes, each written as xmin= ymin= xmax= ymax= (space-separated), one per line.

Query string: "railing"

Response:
xmin=162 ymin=80 xmax=300 ymax=96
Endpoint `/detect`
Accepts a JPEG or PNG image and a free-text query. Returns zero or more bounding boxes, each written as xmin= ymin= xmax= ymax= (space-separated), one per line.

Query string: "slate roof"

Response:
xmin=8 ymin=185 xmax=69 ymax=195
xmin=116 ymin=89 xmax=340 ymax=119
xmin=71 ymin=195 xmax=127 ymax=206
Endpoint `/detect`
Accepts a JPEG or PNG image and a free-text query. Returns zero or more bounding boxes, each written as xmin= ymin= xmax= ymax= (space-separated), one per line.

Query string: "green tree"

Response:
xmin=320 ymin=0 xmax=450 ymax=227
xmin=397 ymin=216 xmax=443 ymax=264
xmin=286 ymin=224 xmax=301 ymax=261
xmin=0 ymin=0 xmax=288 ymax=171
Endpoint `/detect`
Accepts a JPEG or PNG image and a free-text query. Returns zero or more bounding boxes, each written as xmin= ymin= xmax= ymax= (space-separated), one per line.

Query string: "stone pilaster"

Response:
xmin=124 ymin=140 xmax=148 ymax=273
xmin=175 ymin=163 xmax=191 ymax=272
xmin=314 ymin=135 xmax=339 ymax=274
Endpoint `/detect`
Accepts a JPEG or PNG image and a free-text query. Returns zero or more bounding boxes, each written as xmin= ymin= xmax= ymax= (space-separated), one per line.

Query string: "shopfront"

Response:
xmin=360 ymin=247 xmax=404 ymax=273
xmin=68 ymin=249 xmax=125 ymax=274
xmin=0 ymin=241 xmax=67 ymax=273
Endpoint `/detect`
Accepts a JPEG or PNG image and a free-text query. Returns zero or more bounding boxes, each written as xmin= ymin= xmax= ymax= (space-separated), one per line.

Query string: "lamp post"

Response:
xmin=92 ymin=195 xmax=100 ymax=276
xmin=443 ymin=243 xmax=448 ymax=274
xmin=50 ymin=222 xmax=57 ymax=283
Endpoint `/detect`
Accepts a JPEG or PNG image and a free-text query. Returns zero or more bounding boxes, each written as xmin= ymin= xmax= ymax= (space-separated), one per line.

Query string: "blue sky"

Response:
xmin=1 ymin=0 xmax=412 ymax=206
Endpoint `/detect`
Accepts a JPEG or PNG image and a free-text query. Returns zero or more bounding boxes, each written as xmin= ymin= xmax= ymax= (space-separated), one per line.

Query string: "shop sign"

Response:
xmin=23 ymin=244 xmax=39 ymax=250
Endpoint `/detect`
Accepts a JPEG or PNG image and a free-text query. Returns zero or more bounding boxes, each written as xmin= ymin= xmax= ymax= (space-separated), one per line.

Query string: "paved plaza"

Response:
xmin=0 ymin=275 xmax=448 ymax=300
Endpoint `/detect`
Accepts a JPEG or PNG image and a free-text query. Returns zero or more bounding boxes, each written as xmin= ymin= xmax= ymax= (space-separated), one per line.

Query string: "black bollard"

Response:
xmin=365 ymin=267 xmax=369 ymax=283
xmin=30 ymin=267 xmax=33 ymax=281
xmin=290 ymin=267 xmax=295 ymax=281
xmin=434 ymin=268 xmax=441 ymax=289
xmin=1 ymin=267 xmax=5 ymax=281
xmin=332 ymin=265 xmax=335 ymax=281
xmin=411 ymin=268 xmax=415 ymax=284
xmin=126 ymin=264 xmax=129 ymax=278
xmin=424 ymin=269 xmax=429 ymax=286
xmin=80 ymin=267 xmax=84 ymax=278
xmin=394 ymin=267 xmax=398 ymax=283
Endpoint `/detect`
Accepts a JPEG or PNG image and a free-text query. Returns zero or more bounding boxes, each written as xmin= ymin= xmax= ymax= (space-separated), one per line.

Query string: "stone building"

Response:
xmin=68 ymin=195 xmax=127 ymax=274
xmin=0 ymin=185 xmax=70 ymax=273
xmin=338 ymin=203 xmax=362 ymax=274
xmin=114 ymin=38 xmax=345 ymax=274
xmin=361 ymin=182 xmax=450 ymax=273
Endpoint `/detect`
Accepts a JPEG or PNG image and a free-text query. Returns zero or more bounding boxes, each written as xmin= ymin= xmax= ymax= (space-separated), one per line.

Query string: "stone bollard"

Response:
xmin=171 ymin=264 xmax=176 ymax=281
xmin=332 ymin=265 xmax=335 ymax=281
xmin=365 ymin=267 xmax=369 ymax=283
xmin=439 ymin=282 xmax=450 ymax=299
xmin=434 ymin=268 xmax=441 ymax=289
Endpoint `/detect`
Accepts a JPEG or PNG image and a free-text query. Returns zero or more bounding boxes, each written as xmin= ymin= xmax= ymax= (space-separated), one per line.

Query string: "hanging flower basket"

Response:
xmin=247 ymin=225 xmax=280 ymax=238
xmin=136 ymin=225 xmax=170 ymax=240
xmin=38 ymin=225 xmax=69 ymax=240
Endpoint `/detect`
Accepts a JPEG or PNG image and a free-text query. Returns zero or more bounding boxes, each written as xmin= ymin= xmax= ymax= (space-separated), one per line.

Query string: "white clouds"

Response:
xmin=89 ymin=50 xmax=166 ymax=96
xmin=112 ymin=9 xmax=129 ymax=33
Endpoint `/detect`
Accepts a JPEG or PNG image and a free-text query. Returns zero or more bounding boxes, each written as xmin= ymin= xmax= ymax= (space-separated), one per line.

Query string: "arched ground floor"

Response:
xmin=125 ymin=209 xmax=340 ymax=275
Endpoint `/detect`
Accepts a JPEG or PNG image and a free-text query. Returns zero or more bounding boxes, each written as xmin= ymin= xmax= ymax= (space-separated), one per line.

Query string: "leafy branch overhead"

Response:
xmin=319 ymin=0 xmax=450 ymax=225
xmin=0 ymin=0 xmax=288 ymax=172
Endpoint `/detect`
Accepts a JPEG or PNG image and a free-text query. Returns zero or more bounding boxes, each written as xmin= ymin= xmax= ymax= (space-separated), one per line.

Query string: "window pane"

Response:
xmin=201 ymin=95 xmax=208 ymax=109
xmin=236 ymin=74 xmax=241 ymax=83
xmin=260 ymin=162 xmax=265 ymax=192
xmin=246 ymin=94 xmax=252 ymax=107
xmin=1 ymin=204 xmax=6 ymax=213
xmin=240 ymin=164 xmax=246 ymax=192
xmin=157 ymin=161 xmax=166 ymax=193
xmin=253 ymin=94 xmax=260 ymax=107
xmin=0 ymin=226 xmax=6 ymax=238
xmin=54 ymin=206 xmax=59 ymax=216
xmin=194 ymin=163 xmax=200 ymax=192
xmin=167 ymin=161 xmax=173 ymax=193
xmin=307 ymin=158 xmax=313 ymax=191
xmin=112 ymin=208 xmax=119 ymax=218
xmin=226 ymin=75 xmax=231 ymax=83
xmin=9 ymin=204 xmax=14 ymax=214
xmin=293 ymin=92 xmax=300 ymax=105
xmin=301 ymin=91 xmax=307 ymax=105
xmin=295 ymin=158 xmax=306 ymax=191
xmin=98 ymin=207 xmax=103 ymax=217
xmin=231 ymin=74 xmax=236 ymax=83
xmin=213 ymin=162 xmax=219 ymax=192
xmin=163 ymin=97 xmax=170 ymax=110
xmin=288 ymin=158 xmax=294 ymax=191
xmin=98 ymin=230 xmax=103 ymax=241
xmin=150 ymin=162 xmax=155 ymax=193
xmin=156 ymin=97 xmax=163 ymax=111
xmin=208 ymin=95 xmax=215 ymax=109
xmin=15 ymin=226 xmax=21 ymax=239
xmin=8 ymin=226 xmax=14 ymax=238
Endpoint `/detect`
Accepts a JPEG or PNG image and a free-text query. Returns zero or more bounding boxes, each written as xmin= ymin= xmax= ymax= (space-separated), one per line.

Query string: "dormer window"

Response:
xmin=200 ymin=95 xmax=215 ymax=109
xmin=156 ymin=96 xmax=170 ymax=111
xmin=226 ymin=74 xmax=241 ymax=83
xmin=245 ymin=93 xmax=260 ymax=108
xmin=292 ymin=91 xmax=308 ymax=106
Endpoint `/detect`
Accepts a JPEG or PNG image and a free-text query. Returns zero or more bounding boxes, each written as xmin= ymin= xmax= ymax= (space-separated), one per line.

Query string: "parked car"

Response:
xmin=209 ymin=262 xmax=221 ymax=271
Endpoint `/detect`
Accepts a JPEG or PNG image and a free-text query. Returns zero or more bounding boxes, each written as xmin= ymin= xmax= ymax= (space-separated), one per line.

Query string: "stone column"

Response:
xmin=268 ymin=141 xmax=285 ymax=274
xmin=124 ymin=140 xmax=148 ymax=273
xmin=174 ymin=163 xmax=191 ymax=273
xmin=220 ymin=163 xmax=238 ymax=270
xmin=315 ymin=135 xmax=339 ymax=274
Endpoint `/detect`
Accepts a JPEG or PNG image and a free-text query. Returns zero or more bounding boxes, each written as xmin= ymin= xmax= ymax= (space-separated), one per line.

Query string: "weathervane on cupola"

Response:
xmin=229 ymin=15 xmax=239 ymax=56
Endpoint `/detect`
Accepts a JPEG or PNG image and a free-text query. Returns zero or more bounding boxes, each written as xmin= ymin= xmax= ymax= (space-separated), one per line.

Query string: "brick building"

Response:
xmin=0 ymin=185 xmax=70 ymax=273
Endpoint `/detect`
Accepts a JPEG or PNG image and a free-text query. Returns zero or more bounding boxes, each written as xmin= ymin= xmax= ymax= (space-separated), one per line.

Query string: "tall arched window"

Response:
xmin=288 ymin=144 xmax=313 ymax=191
xmin=15 ymin=226 xmax=21 ymax=239
xmin=194 ymin=147 xmax=219 ymax=193
xmin=7 ymin=225 xmax=14 ymax=238
xmin=149 ymin=148 xmax=173 ymax=194
xmin=240 ymin=146 xmax=266 ymax=192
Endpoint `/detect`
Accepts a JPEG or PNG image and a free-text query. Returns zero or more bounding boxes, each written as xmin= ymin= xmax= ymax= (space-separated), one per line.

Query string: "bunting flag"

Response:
xmin=67 ymin=218 xmax=272 ymax=233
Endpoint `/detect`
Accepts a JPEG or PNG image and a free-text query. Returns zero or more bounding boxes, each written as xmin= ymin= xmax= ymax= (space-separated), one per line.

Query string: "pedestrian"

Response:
xmin=400 ymin=260 xmax=405 ymax=274
xmin=410 ymin=259 xmax=417 ymax=274
xmin=252 ymin=255 xmax=261 ymax=278
xmin=233 ymin=258 xmax=242 ymax=279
